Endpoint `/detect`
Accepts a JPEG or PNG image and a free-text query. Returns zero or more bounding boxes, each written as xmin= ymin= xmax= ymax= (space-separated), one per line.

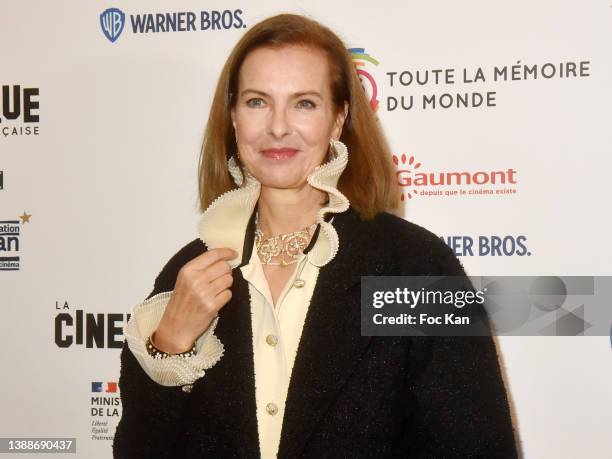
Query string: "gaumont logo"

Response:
xmin=392 ymin=153 xmax=518 ymax=200
xmin=99 ymin=7 xmax=246 ymax=43
xmin=350 ymin=48 xmax=380 ymax=112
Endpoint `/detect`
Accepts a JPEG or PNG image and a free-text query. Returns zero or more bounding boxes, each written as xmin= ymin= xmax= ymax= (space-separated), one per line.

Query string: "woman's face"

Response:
xmin=231 ymin=45 xmax=347 ymax=190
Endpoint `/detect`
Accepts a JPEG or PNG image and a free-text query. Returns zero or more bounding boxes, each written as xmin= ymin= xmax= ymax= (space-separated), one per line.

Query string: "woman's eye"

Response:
xmin=246 ymin=98 xmax=265 ymax=108
xmin=297 ymin=99 xmax=316 ymax=109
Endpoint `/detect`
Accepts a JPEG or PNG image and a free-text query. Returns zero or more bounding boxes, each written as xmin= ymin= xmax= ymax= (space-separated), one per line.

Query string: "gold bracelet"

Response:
xmin=145 ymin=334 xmax=197 ymax=359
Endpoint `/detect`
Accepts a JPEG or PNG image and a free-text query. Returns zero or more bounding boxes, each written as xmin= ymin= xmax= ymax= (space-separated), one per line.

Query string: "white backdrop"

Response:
xmin=1 ymin=1 xmax=611 ymax=457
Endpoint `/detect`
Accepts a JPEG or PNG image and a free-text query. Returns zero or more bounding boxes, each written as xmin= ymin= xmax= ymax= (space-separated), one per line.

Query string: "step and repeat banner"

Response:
xmin=1 ymin=1 xmax=611 ymax=457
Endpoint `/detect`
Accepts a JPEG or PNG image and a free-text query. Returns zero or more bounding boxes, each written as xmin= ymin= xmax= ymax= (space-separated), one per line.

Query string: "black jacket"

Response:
xmin=113 ymin=207 xmax=518 ymax=458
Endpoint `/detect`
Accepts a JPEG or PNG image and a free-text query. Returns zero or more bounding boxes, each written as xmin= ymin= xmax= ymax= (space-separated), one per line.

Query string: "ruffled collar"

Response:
xmin=197 ymin=140 xmax=350 ymax=268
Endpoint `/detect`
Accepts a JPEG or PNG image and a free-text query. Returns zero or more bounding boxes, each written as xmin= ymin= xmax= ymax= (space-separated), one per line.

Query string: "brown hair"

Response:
xmin=198 ymin=13 xmax=400 ymax=220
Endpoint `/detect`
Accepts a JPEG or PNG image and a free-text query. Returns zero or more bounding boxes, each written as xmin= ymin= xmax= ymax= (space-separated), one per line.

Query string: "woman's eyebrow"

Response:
xmin=240 ymin=89 xmax=323 ymax=99
xmin=293 ymin=91 xmax=323 ymax=99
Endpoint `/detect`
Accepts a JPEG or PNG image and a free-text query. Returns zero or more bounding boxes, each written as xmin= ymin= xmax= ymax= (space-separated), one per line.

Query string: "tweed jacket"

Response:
xmin=113 ymin=207 xmax=518 ymax=458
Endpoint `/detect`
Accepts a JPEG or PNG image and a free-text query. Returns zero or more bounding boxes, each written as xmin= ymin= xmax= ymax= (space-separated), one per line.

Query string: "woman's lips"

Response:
xmin=261 ymin=148 xmax=299 ymax=159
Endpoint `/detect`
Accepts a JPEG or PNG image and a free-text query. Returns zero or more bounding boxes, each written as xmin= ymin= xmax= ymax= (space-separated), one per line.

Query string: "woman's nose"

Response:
xmin=267 ymin=107 xmax=292 ymax=139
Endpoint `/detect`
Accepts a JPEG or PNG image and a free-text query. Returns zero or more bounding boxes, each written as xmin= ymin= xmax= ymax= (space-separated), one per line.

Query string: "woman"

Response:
xmin=113 ymin=14 xmax=518 ymax=458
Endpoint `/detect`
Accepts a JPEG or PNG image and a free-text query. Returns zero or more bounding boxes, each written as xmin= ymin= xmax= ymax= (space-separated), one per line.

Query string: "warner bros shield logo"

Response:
xmin=100 ymin=8 xmax=125 ymax=43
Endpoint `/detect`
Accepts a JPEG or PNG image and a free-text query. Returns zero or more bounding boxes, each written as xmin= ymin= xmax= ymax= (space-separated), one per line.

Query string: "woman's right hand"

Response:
xmin=151 ymin=248 xmax=237 ymax=354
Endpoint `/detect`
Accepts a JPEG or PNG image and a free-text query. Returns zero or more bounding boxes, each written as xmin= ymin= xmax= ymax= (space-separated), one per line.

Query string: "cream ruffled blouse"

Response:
xmin=124 ymin=140 xmax=350 ymax=459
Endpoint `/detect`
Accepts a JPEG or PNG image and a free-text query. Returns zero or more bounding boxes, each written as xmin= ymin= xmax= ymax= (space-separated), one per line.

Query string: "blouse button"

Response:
xmin=266 ymin=334 xmax=278 ymax=347
xmin=292 ymin=279 xmax=305 ymax=288
xmin=266 ymin=402 xmax=278 ymax=416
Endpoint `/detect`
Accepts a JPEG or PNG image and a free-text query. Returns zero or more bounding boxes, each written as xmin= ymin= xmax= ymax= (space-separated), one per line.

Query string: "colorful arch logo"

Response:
xmin=349 ymin=48 xmax=380 ymax=112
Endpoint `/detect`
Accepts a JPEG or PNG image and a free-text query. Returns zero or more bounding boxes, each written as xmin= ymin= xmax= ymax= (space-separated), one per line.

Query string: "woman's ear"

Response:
xmin=332 ymin=101 xmax=349 ymax=140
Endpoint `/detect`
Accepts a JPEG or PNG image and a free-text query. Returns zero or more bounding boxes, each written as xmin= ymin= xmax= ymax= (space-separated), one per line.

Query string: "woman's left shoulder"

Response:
xmin=371 ymin=211 xmax=442 ymax=243
xmin=348 ymin=211 xmax=445 ymax=251
xmin=354 ymin=210 xmax=466 ymax=276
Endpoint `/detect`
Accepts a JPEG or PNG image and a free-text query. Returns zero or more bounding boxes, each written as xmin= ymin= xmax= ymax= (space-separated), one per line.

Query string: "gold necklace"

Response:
xmin=255 ymin=223 xmax=317 ymax=266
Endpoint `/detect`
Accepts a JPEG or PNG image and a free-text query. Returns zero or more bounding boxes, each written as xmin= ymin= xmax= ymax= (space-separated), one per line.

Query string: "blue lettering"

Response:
xmin=177 ymin=12 xmax=186 ymax=31
xmin=131 ymin=10 xmax=243 ymax=34
xmin=187 ymin=12 xmax=196 ymax=31
xmin=211 ymin=10 xmax=221 ymax=29
xmin=156 ymin=14 xmax=165 ymax=32
xmin=233 ymin=9 xmax=244 ymax=29
xmin=441 ymin=236 xmax=474 ymax=257
xmin=145 ymin=15 xmax=155 ymax=33
xmin=221 ymin=10 xmax=233 ymax=29
xmin=516 ymin=235 xmax=528 ymax=256
xmin=478 ymin=235 xmax=529 ymax=256
xmin=490 ymin=236 xmax=503 ymax=256
xmin=200 ymin=11 xmax=210 ymax=30
xmin=479 ymin=236 xmax=490 ymax=256
xmin=130 ymin=15 xmax=146 ymax=33
xmin=165 ymin=12 xmax=176 ymax=31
